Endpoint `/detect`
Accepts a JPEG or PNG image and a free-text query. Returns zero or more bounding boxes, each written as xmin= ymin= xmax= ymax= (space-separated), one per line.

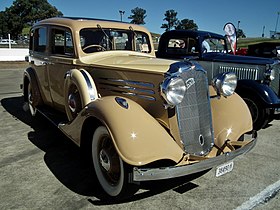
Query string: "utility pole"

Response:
xmin=119 ymin=10 xmax=125 ymax=22
xmin=274 ymin=12 xmax=280 ymax=38
xmin=262 ymin=26 xmax=265 ymax=37
xmin=237 ymin=21 xmax=240 ymax=38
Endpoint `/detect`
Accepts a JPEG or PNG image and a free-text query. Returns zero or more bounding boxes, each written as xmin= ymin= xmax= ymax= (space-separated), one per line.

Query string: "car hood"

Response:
xmin=79 ymin=51 xmax=177 ymax=73
xmin=201 ymin=52 xmax=276 ymax=65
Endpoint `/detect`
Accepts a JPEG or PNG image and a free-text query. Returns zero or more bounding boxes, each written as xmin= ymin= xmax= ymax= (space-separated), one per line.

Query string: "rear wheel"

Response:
xmin=26 ymin=80 xmax=42 ymax=116
xmin=91 ymin=126 xmax=139 ymax=199
xmin=243 ymin=95 xmax=270 ymax=131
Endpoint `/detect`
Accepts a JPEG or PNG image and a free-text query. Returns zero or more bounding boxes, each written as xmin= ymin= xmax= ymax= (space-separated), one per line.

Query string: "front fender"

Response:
xmin=88 ymin=96 xmax=185 ymax=166
xmin=63 ymin=96 xmax=185 ymax=166
xmin=236 ymin=80 xmax=280 ymax=107
xmin=210 ymin=87 xmax=253 ymax=148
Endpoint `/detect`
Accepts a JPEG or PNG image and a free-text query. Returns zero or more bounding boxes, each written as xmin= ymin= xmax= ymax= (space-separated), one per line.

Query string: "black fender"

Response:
xmin=235 ymin=79 xmax=280 ymax=108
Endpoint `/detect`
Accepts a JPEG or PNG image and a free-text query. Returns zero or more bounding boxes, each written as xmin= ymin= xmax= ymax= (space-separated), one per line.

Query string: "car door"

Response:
xmin=47 ymin=26 xmax=76 ymax=112
xmin=29 ymin=26 xmax=53 ymax=106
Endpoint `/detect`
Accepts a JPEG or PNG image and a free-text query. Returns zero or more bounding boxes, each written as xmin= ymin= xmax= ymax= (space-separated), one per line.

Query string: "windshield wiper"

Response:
xmin=129 ymin=26 xmax=137 ymax=37
xmin=97 ymin=24 xmax=113 ymax=47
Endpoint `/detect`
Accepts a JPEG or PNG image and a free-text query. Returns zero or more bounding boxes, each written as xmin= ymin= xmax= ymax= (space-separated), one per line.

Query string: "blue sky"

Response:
xmin=0 ymin=0 xmax=279 ymax=37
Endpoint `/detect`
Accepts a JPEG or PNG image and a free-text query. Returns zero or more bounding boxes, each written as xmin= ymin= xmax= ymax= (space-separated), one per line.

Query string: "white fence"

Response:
xmin=0 ymin=48 xmax=29 ymax=61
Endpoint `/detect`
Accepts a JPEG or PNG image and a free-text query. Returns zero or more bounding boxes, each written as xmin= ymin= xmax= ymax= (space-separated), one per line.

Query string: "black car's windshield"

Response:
xmin=80 ymin=28 xmax=151 ymax=53
xmin=202 ymin=38 xmax=227 ymax=53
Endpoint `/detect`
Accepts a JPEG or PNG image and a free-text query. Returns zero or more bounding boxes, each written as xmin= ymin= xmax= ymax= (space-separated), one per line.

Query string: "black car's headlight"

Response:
xmin=161 ymin=76 xmax=186 ymax=106
xmin=212 ymin=72 xmax=237 ymax=97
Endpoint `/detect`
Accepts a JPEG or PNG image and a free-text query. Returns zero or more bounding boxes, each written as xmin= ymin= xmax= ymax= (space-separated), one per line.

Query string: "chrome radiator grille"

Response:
xmin=176 ymin=67 xmax=214 ymax=156
xmin=219 ymin=65 xmax=259 ymax=80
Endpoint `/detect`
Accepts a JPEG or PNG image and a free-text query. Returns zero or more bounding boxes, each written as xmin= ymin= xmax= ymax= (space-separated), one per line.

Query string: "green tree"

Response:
xmin=175 ymin=19 xmax=198 ymax=30
xmin=0 ymin=0 xmax=63 ymax=39
xmin=128 ymin=7 xmax=146 ymax=25
xmin=161 ymin=10 xmax=178 ymax=31
xmin=0 ymin=11 xmax=9 ymax=38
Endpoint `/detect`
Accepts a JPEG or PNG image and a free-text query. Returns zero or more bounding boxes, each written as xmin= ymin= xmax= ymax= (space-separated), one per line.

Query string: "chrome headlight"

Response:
xmin=161 ymin=76 xmax=186 ymax=106
xmin=212 ymin=72 xmax=237 ymax=97
xmin=264 ymin=68 xmax=275 ymax=81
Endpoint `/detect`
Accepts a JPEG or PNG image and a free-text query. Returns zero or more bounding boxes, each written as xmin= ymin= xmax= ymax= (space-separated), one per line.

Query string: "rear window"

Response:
xmin=166 ymin=38 xmax=198 ymax=55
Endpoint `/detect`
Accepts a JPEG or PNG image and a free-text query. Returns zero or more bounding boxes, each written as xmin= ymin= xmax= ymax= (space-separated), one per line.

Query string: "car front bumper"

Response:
xmin=132 ymin=131 xmax=257 ymax=182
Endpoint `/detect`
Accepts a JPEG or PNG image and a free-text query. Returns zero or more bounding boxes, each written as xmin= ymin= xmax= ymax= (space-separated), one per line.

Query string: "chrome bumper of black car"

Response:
xmin=133 ymin=131 xmax=257 ymax=182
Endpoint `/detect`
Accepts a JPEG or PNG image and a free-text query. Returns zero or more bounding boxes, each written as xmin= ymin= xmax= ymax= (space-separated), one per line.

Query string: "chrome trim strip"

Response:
xmin=99 ymin=78 xmax=156 ymax=101
xmin=100 ymin=83 xmax=155 ymax=95
xmin=133 ymin=132 xmax=257 ymax=181
xmin=100 ymin=87 xmax=156 ymax=101
xmin=80 ymin=69 xmax=96 ymax=101
xmin=100 ymin=78 xmax=154 ymax=88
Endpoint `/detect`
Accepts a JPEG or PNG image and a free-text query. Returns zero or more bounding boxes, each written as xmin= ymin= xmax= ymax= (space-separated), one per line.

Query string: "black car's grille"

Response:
xmin=219 ymin=65 xmax=259 ymax=80
xmin=176 ymin=67 xmax=214 ymax=156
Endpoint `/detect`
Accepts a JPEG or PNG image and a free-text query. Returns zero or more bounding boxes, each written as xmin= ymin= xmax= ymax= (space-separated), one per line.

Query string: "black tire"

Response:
xmin=91 ymin=126 xmax=139 ymax=200
xmin=26 ymin=80 xmax=42 ymax=116
xmin=243 ymin=95 xmax=270 ymax=131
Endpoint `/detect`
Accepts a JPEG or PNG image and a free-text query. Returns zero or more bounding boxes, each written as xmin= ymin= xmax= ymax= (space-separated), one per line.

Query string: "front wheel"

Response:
xmin=243 ymin=96 xmax=270 ymax=131
xmin=91 ymin=126 xmax=139 ymax=199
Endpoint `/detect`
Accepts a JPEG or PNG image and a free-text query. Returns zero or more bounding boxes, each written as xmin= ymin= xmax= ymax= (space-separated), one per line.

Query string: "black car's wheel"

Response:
xmin=91 ymin=126 xmax=139 ymax=199
xmin=243 ymin=95 xmax=270 ymax=131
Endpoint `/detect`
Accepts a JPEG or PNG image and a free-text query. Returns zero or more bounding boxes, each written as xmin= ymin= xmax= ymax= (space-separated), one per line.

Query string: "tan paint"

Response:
xmin=60 ymin=96 xmax=185 ymax=166
xmin=209 ymin=86 xmax=253 ymax=148
xmin=59 ymin=86 xmax=253 ymax=166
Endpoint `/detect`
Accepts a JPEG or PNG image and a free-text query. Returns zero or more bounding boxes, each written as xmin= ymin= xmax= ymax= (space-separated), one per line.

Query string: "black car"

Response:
xmin=157 ymin=30 xmax=280 ymax=130
xmin=247 ymin=42 xmax=280 ymax=59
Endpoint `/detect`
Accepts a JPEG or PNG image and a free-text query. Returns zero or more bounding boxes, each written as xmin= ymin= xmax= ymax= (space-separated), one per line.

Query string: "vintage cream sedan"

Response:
xmin=23 ymin=17 xmax=257 ymax=199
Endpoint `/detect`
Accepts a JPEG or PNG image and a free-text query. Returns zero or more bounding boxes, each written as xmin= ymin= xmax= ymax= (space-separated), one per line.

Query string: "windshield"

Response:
xmin=80 ymin=28 xmax=151 ymax=53
xmin=202 ymin=38 xmax=227 ymax=53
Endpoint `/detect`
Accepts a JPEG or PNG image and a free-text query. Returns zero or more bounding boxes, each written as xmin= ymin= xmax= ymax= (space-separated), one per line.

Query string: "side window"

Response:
xmin=51 ymin=28 xmax=74 ymax=56
xmin=135 ymin=32 xmax=151 ymax=53
xmin=32 ymin=27 xmax=47 ymax=53
xmin=167 ymin=38 xmax=197 ymax=55
xmin=203 ymin=38 xmax=226 ymax=53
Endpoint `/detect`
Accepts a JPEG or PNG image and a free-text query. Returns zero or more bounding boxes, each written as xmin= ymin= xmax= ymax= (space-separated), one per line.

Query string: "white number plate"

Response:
xmin=216 ymin=161 xmax=234 ymax=177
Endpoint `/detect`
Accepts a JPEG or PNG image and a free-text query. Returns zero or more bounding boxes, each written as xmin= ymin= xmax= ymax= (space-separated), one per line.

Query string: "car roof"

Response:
xmin=33 ymin=17 xmax=150 ymax=34
xmin=161 ymin=30 xmax=225 ymax=39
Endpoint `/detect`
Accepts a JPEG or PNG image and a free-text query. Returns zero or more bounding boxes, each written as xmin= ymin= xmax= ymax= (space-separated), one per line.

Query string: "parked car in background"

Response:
xmin=23 ymin=17 xmax=256 ymax=200
xmin=247 ymin=42 xmax=280 ymax=59
xmin=157 ymin=30 xmax=280 ymax=131
xmin=0 ymin=39 xmax=17 ymax=44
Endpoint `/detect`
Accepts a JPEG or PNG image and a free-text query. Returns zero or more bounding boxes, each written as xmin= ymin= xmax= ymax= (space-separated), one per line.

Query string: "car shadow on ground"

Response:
xmin=1 ymin=96 xmax=208 ymax=204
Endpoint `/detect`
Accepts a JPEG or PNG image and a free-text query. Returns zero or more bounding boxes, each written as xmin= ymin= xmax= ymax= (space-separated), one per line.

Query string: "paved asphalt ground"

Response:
xmin=0 ymin=62 xmax=280 ymax=209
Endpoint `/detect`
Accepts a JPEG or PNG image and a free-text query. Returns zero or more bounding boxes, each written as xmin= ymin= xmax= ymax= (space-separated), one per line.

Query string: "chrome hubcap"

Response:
xmin=99 ymin=149 xmax=111 ymax=172
xmin=68 ymin=93 xmax=77 ymax=113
